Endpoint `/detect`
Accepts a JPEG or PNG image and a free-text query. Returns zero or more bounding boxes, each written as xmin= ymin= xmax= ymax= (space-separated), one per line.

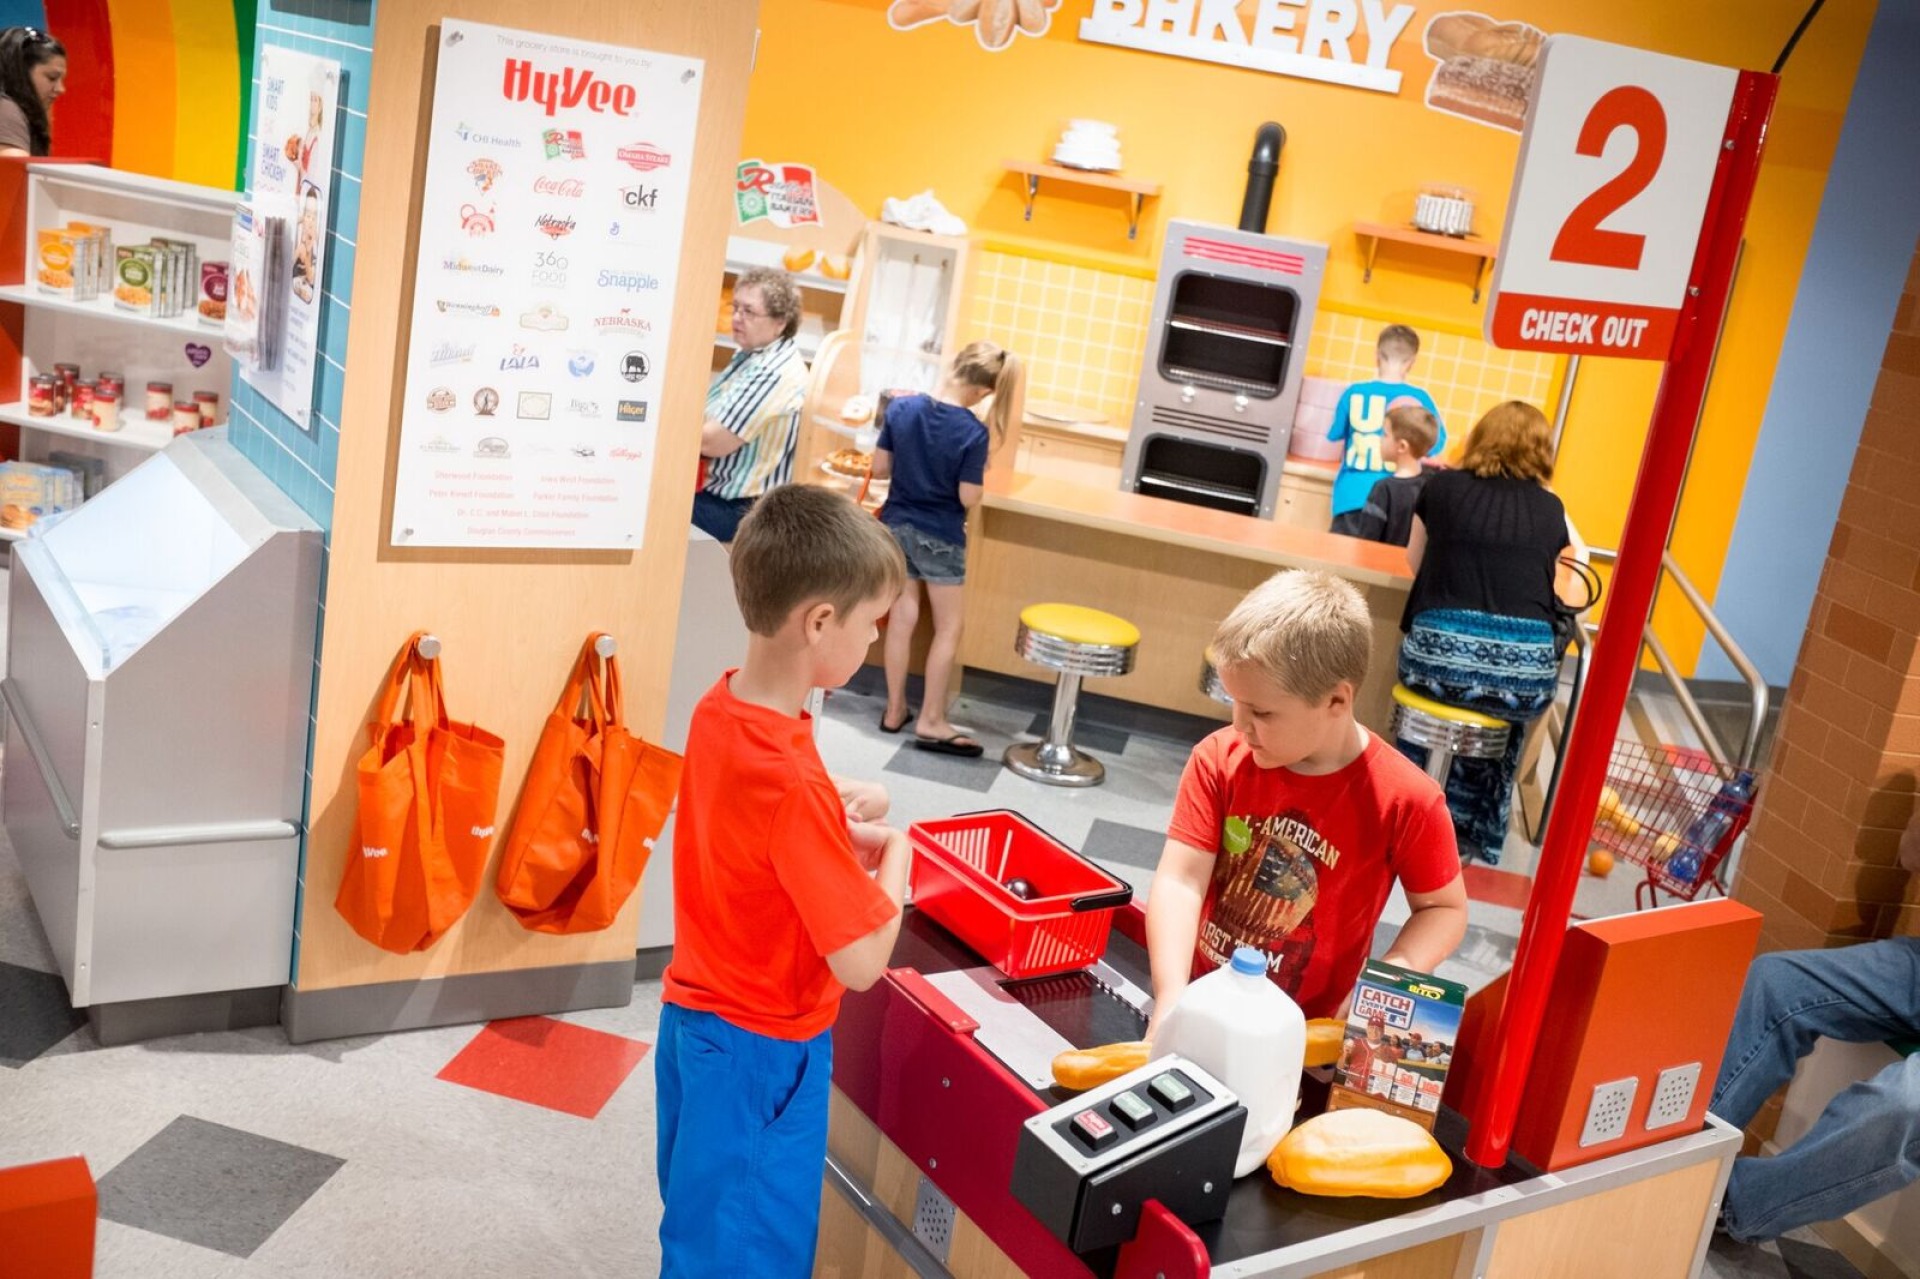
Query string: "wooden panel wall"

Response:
xmin=293 ymin=1 xmax=759 ymax=992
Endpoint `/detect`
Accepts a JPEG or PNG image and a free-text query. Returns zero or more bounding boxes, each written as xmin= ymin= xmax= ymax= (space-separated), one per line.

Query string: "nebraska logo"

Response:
xmin=534 ymin=175 xmax=585 ymax=199
xmin=535 ymin=213 xmax=577 ymax=240
xmin=617 ymin=142 xmax=671 ymax=172
xmin=502 ymin=58 xmax=638 ymax=118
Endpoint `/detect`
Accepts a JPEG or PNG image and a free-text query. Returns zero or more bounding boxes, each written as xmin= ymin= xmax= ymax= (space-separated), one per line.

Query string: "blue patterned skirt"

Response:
xmin=1396 ymin=609 xmax=1561 ymax=864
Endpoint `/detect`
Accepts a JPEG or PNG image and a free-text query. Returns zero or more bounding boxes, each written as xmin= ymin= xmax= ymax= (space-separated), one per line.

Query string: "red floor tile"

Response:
xmin=437 ymin=1017 xmax=650 ymax=1119
xmin=1461 ymin=863 xmax=1534 ymax=911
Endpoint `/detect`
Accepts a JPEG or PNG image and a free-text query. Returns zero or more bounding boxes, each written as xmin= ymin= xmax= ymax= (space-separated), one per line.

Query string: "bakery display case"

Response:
xmin=2 ymin=429 xmax=320 ymax=1024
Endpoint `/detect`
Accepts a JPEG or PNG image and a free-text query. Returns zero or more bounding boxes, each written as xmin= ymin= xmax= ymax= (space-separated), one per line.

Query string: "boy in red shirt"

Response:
xmin=657 ymin=485 xmax=910 ymax=1278
xmin=1146 ymin=569 xmax=1468 ymax=1028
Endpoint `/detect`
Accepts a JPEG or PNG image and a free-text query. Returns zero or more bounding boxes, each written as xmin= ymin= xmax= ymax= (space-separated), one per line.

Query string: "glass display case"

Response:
xmin=3 ymin=428 xmax=321 ymax=1015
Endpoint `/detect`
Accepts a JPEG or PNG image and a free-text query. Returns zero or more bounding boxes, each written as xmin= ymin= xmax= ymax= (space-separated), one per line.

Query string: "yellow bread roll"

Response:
xmin=1268 ymin=1109 xmax=1453 ymax=1198
xmin=1052 ymin=1041 xmax=1151 ymax=1092
xmin=1304 ymin=1019 xmax=1346 ymax=1069
xmin=781 ymin=245 xmax=817 ymax=273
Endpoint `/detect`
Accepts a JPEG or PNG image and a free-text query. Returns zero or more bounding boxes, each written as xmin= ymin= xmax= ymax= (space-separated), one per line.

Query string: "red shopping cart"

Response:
xmin=1590 ymin=740 xmax=1757 ymax=910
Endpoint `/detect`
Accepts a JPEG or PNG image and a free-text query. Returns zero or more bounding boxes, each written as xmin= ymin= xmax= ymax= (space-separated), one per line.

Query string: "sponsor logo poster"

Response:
xmin=391 ymin=19 xmax=703 ymax=549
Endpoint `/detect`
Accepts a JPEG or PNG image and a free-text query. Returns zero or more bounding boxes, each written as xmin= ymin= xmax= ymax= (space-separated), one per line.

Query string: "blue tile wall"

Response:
xmin=224 ymin=0 xmax=379 ymax=982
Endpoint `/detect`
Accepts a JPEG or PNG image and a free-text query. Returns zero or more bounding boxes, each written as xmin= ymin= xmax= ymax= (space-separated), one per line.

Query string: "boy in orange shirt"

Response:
xmin=657 ymin=484 xmax=911 ymax=1278
xmin=1146 ymin=569 xmax=1468 ymax=1029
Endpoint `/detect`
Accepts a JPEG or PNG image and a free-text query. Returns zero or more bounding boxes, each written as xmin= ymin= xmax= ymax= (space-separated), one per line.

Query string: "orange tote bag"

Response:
xmin=335 ymin=633 xmax=506 ymax=953
xmin=495 ymin=634 xmax=683 ymax=934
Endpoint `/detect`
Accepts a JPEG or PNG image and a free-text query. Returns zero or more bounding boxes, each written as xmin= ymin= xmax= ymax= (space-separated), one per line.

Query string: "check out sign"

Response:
xmin=1487 ymin=36 xmax=1738 ymax=360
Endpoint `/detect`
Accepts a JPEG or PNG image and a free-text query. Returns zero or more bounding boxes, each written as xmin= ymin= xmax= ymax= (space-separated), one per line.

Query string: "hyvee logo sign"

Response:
xmin=502 ymin=58 xmax=638 ymax=117
xmin=1079 ymin=0 xmax=1416 ymax=94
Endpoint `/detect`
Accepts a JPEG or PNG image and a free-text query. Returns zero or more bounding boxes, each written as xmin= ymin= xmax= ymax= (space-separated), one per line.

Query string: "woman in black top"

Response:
xmin=0 ymin=27 xmax=66 ymax=158
xmin=1397 ymin=400 xmax=1571 ymax=864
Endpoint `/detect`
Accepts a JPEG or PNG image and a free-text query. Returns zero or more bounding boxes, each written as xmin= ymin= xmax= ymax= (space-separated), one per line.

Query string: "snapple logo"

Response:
xmin=502 ymin=58 xmax=638 ymax=118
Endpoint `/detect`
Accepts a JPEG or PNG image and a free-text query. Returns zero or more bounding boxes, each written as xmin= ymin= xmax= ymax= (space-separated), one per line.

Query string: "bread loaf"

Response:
xmin=1268 ymin=1108 xmax=1453 ymax=1198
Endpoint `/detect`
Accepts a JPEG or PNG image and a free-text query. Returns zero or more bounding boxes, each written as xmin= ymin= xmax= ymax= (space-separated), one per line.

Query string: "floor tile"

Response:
xmin=95 ymin=1115 xmax=344 ymax=1259
xmin=1081 ymin=818 xmax=1168 ymax=870
xmin=1024 ymin=711 xmax=1130 ymax=755
xmin=882 ymin=740 xmax=1002 ymax=793
xmin=1461 ymin=863 xmax=1534 ymax=911
xmin=0 ymin=960 xmax=87 ymax=1067
xmin=437 ymin=1016 xmax=650 ymax=1119
xmin=1775 ymin=1235 xmax=1867 ymax=1279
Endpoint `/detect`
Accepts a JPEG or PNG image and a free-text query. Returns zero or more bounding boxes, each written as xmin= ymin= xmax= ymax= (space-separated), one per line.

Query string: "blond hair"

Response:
xmin=1385 ymin=403 xmax=1438 ymax=457
xmin=1377 ymin=324 xmax=1420 ymax=364
xmin=950 ymin=341 xmax=1024 ymax=444
xmin=1212 ymin=569 xmax=1370 ymax=701
xmin=1459 ymin=400 xmax=1553 ymax=483
xmin=731 ymin=485 xmax=905 ymax=635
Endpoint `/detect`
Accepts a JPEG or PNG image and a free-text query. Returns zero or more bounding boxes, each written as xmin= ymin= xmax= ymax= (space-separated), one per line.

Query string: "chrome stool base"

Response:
xmin=1003 ymin=740 xmax=1105 ymax=787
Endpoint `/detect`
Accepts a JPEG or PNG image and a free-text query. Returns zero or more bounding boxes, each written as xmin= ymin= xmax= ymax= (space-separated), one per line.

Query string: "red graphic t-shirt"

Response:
xmin=1167 ymin=728 xmax=1458 ymax=1019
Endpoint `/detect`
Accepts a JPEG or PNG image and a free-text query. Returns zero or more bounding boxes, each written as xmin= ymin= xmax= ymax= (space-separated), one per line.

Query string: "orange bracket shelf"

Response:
xmin=1354 ymin=220 xmax=1498 ymax=303
xmin=1006 ymin=161 xmax=1161 ymax=240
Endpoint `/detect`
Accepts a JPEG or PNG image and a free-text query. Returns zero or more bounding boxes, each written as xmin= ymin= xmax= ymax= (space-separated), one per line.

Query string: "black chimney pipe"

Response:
xmin=1238 ymin=122 xmax=1286 ymax=234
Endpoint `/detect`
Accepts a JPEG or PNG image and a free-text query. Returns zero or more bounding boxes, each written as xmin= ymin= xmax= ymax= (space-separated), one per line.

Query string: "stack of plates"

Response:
xmin=1052 ymin=120 xmax=1121 ymax=173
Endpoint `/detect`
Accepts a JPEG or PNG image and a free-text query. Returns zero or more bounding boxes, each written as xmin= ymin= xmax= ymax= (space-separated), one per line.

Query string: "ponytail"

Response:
xmin=950 ymin=340 xmax=1024 ymax=446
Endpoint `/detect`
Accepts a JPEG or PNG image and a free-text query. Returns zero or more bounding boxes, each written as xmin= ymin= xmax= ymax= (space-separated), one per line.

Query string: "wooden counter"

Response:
xmin=958 ymin=472 xmax=1413 ymax=729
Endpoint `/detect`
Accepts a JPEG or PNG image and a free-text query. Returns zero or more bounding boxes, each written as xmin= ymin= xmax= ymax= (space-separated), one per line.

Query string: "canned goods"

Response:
xmin=91 ymin=387 xmax=122 ymax=432
xmin=70 ymin=382 xmax=94 ymax=420
xmin=28 ymin=375 xmax=59 ymax=416
xmin=97 ymin=373 xmax=125 ymax=400
xmin=193 ymin=390 xmax=219 ymax=426
xmin=173 ymin=402 xmax=200 ymax=435
xmin=146 ymin=382 xmax=174 ymax=422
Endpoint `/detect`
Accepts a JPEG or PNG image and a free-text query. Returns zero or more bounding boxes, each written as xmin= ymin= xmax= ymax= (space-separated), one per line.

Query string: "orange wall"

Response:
xmin=743 ymin=0 xmax=1877 ymax=669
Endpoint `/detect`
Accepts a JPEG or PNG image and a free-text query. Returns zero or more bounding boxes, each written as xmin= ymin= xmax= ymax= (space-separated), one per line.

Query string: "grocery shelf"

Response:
xmin=0 ymin=525 xmax=24 ymax=542
xmin=0 ymin=402 xmax=172 ymax=452
xmin=0 ymin=284 xmax=230 ymax=341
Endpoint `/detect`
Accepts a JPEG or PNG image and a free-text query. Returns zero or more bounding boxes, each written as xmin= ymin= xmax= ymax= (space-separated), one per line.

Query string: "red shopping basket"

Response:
xmin=1590 ymin=740 xmax=1756 ymax=909
xmin=909 ymin=810 xmax=1133 ymax=980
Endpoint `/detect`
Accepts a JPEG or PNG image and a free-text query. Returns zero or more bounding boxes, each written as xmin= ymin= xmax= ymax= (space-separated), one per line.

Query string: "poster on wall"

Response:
xmin=389 ymin=20 xmax=704 ymax=550
xmin=240 ymin=45 xmax=341 ymax=433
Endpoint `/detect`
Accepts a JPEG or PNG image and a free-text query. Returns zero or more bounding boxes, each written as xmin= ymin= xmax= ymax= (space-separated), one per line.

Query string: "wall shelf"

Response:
xmin=1005 ymin=161 xmax=1161 ymax=240
xmin=0 ymin=403 xmax=173 ymax=452
xmin=1353 ymin=221 xmax=1497 ymax=302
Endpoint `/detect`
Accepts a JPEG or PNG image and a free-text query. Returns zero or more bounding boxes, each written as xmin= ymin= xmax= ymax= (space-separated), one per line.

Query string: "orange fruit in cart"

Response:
xmin=1587 ymin=847 xmax=1615 ymax=877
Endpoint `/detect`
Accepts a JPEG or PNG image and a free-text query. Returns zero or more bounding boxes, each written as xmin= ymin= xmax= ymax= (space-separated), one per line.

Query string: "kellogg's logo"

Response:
xmin=534 ymin=175 xmax=585 ymax=199
xmin=610 ymin=447 xmax=643 ymax=462
xmin=502 ymin=58 xmax=638 ymax=118
xmin=535 ymin=213 xmax=577 ymax=240
xmin=617 ymin=143 xmax=671 ymax=172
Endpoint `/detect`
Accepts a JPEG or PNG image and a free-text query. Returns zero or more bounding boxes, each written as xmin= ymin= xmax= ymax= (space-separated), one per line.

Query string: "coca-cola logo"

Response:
xmin=534 ymin=176 xmax=585 ymax=199
xmin=617 ymin=143 xmax=671 ymax=172
xmin=535 ymin=213 xmax=577 ymax=240
xmin=502 ymin=58 xmax=638 ymax=118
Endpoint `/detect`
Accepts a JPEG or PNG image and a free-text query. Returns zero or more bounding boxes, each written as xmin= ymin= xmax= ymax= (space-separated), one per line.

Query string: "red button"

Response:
xmin=1071 ymin=1108 xmax=1117 ymax=1151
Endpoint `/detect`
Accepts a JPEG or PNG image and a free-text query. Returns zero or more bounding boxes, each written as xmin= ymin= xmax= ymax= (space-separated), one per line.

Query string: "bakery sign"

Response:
xmin=1079 ymin=0 xmax=1418 ymax=93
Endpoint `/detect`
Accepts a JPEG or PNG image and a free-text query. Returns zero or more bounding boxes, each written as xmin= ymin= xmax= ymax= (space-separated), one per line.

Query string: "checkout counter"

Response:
xmin=817 ymin=904 xmax=1742 ymax=1279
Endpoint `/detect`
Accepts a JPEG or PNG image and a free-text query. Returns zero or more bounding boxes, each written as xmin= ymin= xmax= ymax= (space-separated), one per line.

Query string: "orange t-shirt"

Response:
xmin=662 ymin=673 xmax=898 ymax=1040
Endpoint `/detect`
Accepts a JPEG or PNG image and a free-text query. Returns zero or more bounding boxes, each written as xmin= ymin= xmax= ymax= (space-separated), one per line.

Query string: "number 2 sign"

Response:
xmin=1486 ymin=36 xmax=1737 ymax=360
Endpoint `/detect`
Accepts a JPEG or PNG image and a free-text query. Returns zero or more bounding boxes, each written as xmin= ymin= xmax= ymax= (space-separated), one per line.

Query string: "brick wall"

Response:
xmin=1733 ymin=236 xmax=1920 ymax=952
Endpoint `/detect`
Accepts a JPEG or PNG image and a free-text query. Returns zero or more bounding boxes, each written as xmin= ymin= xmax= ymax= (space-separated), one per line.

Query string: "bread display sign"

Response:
xmin=1422 ymin=11 xmax=1547 ymax=133
xmin=1078 ymin=0 xmax=1415 ymax=94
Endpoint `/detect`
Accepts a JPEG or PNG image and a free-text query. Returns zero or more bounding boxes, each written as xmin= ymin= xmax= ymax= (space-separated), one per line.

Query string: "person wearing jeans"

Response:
xmin=1708 ymin=817 xmax=1920 ymax=1242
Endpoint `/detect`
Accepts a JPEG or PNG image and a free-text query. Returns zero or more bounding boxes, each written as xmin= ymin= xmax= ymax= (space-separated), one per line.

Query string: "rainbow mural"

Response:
xmin=0 ymin=0 xmax=256 ymax=189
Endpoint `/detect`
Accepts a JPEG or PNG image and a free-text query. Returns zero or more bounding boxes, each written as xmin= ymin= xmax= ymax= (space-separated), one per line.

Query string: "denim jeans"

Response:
xmin=1708 ymin=938 xmax=1920 ymax=1242
xmin=691 ymin=490 xmax=755 ymax=542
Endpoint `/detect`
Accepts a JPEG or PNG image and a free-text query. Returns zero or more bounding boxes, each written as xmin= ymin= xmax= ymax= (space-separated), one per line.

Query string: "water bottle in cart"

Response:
xmin=1674 ymin=768 xmax=1755 ymax=882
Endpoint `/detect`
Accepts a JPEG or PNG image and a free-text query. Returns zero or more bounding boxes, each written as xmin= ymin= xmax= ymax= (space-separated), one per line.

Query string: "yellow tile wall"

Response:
xmin=966 ymin=248 xmax=1561 ymax=444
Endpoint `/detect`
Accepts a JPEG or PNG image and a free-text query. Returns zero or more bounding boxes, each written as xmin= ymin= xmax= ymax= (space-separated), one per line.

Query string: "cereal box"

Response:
xmin=114 ymin=246 xmax=160 ymax=315
xmin=1327 ymin=959 xmax=1467 ymax=1132
xmin=36 ymin=230 xmax=80 ymax=298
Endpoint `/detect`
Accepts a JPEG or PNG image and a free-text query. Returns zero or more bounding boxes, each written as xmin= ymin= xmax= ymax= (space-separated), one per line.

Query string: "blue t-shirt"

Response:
xmin=876 ymin=394 xmax=989 ymax=546
xmin=1326 ymin=380 xmax=1444 ymax=516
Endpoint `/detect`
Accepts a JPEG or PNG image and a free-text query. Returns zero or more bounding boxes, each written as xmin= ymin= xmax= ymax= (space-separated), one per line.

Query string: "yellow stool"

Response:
xmin=1005 ymin=603 xmax=1140 ymax=787
xmin=1389 ymin=685 xmax=1510 ymax=789
xmin=1199 ymin=645 xmax=1232 ymax=706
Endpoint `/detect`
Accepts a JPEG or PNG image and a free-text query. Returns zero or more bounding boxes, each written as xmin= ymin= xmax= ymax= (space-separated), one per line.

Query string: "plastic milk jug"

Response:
xmin=1151 ymin=946 xmax=1307 ymax=1177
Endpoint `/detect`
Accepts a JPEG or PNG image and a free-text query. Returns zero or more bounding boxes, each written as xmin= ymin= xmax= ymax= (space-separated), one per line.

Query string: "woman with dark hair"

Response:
xmin=1396 ymin=400 xmax=1573 ymax=864
xmin=0 ymin=26 xmax=66 ymax=157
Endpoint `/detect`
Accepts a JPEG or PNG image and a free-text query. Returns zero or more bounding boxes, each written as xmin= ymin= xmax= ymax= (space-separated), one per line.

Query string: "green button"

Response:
xmin=1149 ymin=1073 xmax=1194 ymax=1112
xmin=1110 ymin=1091 xmax=1155 ymax=1130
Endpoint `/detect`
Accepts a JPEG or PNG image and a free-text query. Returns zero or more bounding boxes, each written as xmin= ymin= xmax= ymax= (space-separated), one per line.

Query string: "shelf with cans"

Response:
xmin=0 ymin=164 xmax=239 ymax=540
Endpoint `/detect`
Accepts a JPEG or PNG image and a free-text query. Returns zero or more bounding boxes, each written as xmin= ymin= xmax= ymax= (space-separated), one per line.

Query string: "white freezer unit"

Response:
xmin=3 ymin=428 xmax=321 ymax=1007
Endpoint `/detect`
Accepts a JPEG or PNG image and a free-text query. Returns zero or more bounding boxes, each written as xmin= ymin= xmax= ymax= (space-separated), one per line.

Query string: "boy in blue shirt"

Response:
xmin=1326 ymin=325 xmax=1445 ymax=527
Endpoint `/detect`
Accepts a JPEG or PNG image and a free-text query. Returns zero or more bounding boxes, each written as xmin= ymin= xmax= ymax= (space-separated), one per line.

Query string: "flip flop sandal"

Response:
xmin=914 ymin=733 xmax=984 ymax=758
xmin=880 ymin=707 xmax=916 ymax=734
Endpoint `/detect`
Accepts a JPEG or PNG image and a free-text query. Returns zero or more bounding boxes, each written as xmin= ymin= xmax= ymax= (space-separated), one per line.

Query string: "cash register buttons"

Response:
xmin=1148 ymin=1072 xmax=1195 ymax=1112
xmin=1110 ymin=1090 xmax=1156 ymax=1130
xmin=1070 ymin=1108 xmax=1118 ymax=1151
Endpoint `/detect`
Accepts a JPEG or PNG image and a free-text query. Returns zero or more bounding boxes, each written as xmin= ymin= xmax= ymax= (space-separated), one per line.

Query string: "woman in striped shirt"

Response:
xmin=693 ymin=268 xmax=810 ymax=542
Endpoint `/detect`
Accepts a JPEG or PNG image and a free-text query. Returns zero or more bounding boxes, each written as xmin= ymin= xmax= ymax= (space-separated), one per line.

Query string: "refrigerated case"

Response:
xmin=2 ymin=429 xmax=320 ymax=1015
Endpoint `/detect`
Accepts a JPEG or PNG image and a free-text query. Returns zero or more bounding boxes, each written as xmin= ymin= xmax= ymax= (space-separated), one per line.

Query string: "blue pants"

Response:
xmin=691 ymin=490 xmax=756 ymax=542
xmin=1709 ymin=938 xmax=1920 ymax=1242
xmin=655 ymin=1004 xmax=833 ymax=1278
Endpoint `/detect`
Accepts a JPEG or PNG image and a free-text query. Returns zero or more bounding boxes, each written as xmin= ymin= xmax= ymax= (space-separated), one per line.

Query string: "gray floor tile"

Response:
xmin=1024 ymin=711 xmax=1130 ymax=755
xmin=1081 ymin=818 xmax=1168 ymax=871
xmin=97 ymin=1116 xmax=345 ymax=1258
xmin=883 ymin=740 xmax=1002 ymax=792
xmin=1775 ymin=1236 xmax=1866 ymax=1279
xmin=0 ymin=960 xmax=86 ymax=1067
